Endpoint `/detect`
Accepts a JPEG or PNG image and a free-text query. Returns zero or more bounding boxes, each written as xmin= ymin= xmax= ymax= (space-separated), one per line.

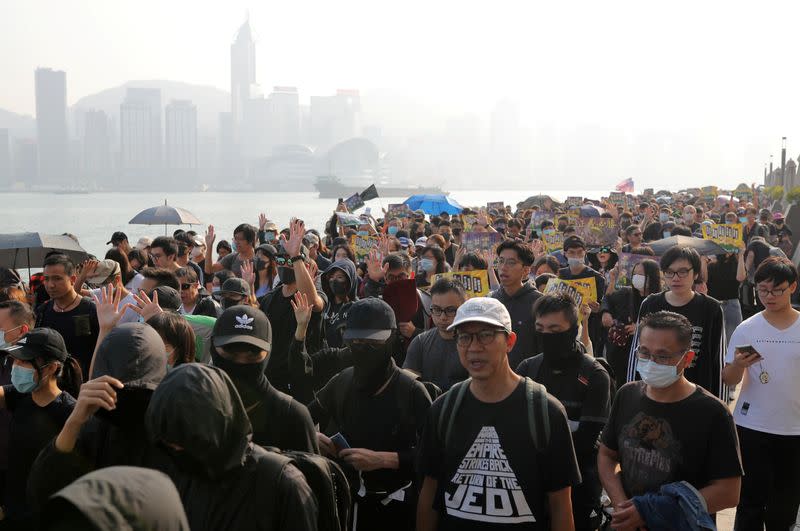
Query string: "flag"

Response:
xmin=615 ymin=178 xmax=634 ymax=193
xmin=344 ymin=193 xmax=365 ymax=212
xmin=359 ymin=184 xmax=379 ymax=201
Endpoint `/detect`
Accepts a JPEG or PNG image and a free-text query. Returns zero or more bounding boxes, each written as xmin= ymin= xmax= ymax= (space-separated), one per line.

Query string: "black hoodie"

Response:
xmin=320 ymin=259 xmax=358 ymax=349
xmin=146 ymin=364 xmax=318 ymax=531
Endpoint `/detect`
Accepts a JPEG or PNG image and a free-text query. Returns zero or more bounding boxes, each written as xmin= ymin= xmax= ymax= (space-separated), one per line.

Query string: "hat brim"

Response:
xmin=213 ymin=335 xmax=271 ymax=352
xmin=342 ymin=328 xmax=393 ymax=341
xmin=447 ymin=316 xmax=509 ymax=333
xmin=1 ymin=344 xmax=37 ymax=361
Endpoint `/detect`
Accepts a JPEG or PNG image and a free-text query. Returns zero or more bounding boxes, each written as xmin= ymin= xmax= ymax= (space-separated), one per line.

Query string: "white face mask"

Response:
xmin=637 ymin=356 xmax=685 ymax=388
xmin=567 ymin=257 xmax=583 ymax=268
xmin=0 ymin=326 xmax=21 ymax=348
xmin=631 ymin=274 xmax=646 ymax=291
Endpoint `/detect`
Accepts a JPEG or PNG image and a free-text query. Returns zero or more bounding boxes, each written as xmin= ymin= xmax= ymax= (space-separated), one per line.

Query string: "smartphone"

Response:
xmin=735 ymin=344 xmax=762 ymax=358
xmin=330 ymin=432 xmax=351 ymax=451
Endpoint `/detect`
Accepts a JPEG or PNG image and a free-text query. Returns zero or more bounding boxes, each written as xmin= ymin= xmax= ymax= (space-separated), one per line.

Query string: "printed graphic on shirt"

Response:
xmin=619 ymin=412 xmax=682 ymax=494
xmin=444 ymin=426 xmax=535 ymax=524
xmin=688 ymin=326 xmax=702 ymax=367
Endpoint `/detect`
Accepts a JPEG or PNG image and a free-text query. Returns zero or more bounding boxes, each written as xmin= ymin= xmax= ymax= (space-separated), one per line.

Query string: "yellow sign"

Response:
xmin=431 ymin=270 xmax=490 ymax=299
xmin=544 ymin=277 xmax=598 ymax=305
xmin=349 ymin=234 xmax=379 ymax=261
xmin=542 ymin=230 xmax=565 ymax=253
xmin=701 ymin=223 xmax=744 ymax=252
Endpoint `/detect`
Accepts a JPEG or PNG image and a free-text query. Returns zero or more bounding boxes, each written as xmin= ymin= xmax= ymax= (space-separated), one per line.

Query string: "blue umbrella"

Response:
xmin=403 ymin=194 xmax=463 ymax=215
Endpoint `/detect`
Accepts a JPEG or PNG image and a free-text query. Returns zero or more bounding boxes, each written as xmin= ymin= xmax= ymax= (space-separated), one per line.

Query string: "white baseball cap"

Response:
xmin=447 ymin=297 xmax=512 ymax=333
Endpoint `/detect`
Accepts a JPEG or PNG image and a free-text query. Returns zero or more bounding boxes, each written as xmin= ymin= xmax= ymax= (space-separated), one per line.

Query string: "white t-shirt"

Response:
xmin=125 ymin=273 xmax=145 ymax=293
xmin=726 ymin=312 xmax=800 ymax=435
xmin=90 ymin=287 xmax=140 ymax=324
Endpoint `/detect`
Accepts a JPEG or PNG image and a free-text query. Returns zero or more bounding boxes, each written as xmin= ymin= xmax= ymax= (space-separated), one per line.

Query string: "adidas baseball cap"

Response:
xmin=212 ymin=305 xmax=272 ymax=352
xmin=447 ymin=297 xmax=512 ymax=333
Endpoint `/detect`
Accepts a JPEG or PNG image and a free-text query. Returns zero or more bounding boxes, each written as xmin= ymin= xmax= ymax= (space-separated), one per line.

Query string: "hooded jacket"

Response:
xmin=490 ymin=280 xmax=543 ymax=368
xmin=321 ymin=259 xmax=358 ymax=348
xmin=146 ymin=364 xmax=318 ymax=531
xmin=28 ymin=323 xmax=171 ymax=514
xmin=43 ymin=466 xmax=190 ymax=531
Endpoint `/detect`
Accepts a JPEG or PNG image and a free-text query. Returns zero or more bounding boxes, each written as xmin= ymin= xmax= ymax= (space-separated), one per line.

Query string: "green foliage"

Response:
xmin=786 ymin=187 xmax=800 ymax=205
xmin=766 ymin=185 xmax=785 ymax=202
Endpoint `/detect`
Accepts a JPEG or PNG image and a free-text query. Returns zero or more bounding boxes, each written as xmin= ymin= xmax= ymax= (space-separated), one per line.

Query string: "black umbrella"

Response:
xmin=0 ymin=232 xmax=89 ymax=270
xmin=648 ymin=235 xmax=726 ymax=256
xmin=129 ymin=200 xmax=203 ymax=235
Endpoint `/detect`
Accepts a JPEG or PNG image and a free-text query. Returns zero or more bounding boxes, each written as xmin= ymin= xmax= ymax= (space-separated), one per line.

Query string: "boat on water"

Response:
xmin=314 ymin=175 xmax=446 ymax=199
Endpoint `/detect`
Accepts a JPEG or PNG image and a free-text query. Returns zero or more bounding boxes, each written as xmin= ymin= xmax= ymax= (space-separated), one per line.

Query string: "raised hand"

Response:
xmin=306 ymin=259 xmax=319 ymax=279
xmin=366 ymin=249 xmax=387 ymax=282
xmin=282 ymin=218 xmax=305 ymax=258
xmin=93 ymin=283 xmax=131 ymax=332
xmin=131 ymin=289 xmax=163 ymax=322
xmin=205 ymin=225 xmax=216 ymax=248
xmin=258 ymin=213 xmax=268 ymax=231
xmin=241 ymin=259 xmax=255 ymax=287
xmin=290 ymin=291 xmax=313 ymax=329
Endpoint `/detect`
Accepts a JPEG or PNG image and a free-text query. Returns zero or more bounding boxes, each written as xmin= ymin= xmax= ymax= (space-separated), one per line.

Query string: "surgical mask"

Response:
xmin=659 ymin=213 xmax=669 ymax=223
xmin=567 ymin=257 xmax=583 ymax=268
xmin=539 ymin=326 xmax=580 ymax=369
xmin=419 ymin=258 xmax=435 ymax=273
xmin=0 ymin=326 xmax=21 ymax=349
xmin=739 ymin=217 xmax=748 ymax=224
xmin=632 ymin=274 xmax=647 ymax=291
xmin=662 ymin=231 xmax=671 ymax=239
xmin=387 ymin=226 xmax=399 ymax=236
xmin=350 ymin=342 xmax=394 ymax=395
xmin=357 ymin=231 xmax=369 ymax=237
xmin=230 ymin=241 xmax=237 ymax=252
xmin=191 ymin=247 xmax=204 ymax=259
xmin=265 ymin=232 xmax=276 ymax=242
xmin=212 ymin=286 xmax=221 ymax=293
xmin=11 ymin=365 xmax=38 ymax=393
xmin=725 ymin=219 xmax=735 ymax=225
xmin=637 ymin=357 xmax=683 ymax=388
xmin=278 ymin=266 xmax=296 ymax=285
xmin=329 ymin=279 xmax=349 ymax=297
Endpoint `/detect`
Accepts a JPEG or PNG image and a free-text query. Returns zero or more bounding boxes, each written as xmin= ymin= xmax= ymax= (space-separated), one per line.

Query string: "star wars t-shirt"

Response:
xmin=418 ymin=380 xmax=580 ymax=529
xmin=601 ymin=381 xmax=742 ymax=497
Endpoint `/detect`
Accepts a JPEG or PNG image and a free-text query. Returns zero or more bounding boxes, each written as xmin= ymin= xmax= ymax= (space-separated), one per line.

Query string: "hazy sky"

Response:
xmin=2 ymin=1 xmax=800 ymax=189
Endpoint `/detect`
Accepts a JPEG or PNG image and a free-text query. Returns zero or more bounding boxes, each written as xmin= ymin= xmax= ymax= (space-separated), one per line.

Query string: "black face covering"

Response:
xmin=538 ymin=326 xmax=580 ymax=369
xmin=210 ymin=349 xmax=268 ymax=403
xmin=557 ymin=223 xmax=568 ymax=232
xmin=162 ymin=444 xmax=209 ymax=476
xmin=349 ymin=341 xmax=394 ymax=395
xmin=453 ymin=228 xmax=463 ymax=236
xmin=278 ymin=266 xmax=296 ymax=285
xmin=329 ymin=279 xmax=349 ymax=297
xmin=94 ymin=387 xmax=153 ymax=430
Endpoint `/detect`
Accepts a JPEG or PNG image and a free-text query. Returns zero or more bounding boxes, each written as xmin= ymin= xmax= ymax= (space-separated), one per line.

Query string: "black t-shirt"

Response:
xmin=220 ymin=252 xmax=264 ymax=278
xmin=418 ymin=380 xmax=581 ymax=530
xmin=706 ymin=255 xmax=739 ymax=301
xmin=248 ymin=381 xmax=319 ymax=454
xmin=35 ymin=298 xmax=99 ymax=379
xmin=323 ymin=300 xmax=351 ymax=349
xmin=4 ymin=386 xmax=76 ymax=519
xmin=601 ymin=381 xmax=742 ymax=497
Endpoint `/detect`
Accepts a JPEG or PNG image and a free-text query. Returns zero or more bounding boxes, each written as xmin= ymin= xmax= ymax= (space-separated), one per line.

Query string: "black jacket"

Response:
xmin=490 ymin=281 xmax=542 ymax=368
xmin=145 ymin=364 xmax=318 ymax=531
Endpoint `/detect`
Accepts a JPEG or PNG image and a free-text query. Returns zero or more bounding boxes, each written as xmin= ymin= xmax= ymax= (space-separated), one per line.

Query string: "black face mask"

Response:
xmin=349 ymin=341 xmax=394 ymax=395
xmin=210 ymin=349 xmax=268 ymax=401
xmin=278 ymin=266 xmax=296 ymax=285
xmin=329 ymin=279 xmax=349 ymax=297
xmin=557 ymin=223 xmax=567 ymax=232
xmin=221 ymin=296 xmax=243 ymax=310
xmin=94 ymin=387 xmax=153 ymax=429
xmin=538 ymin=326 xmax=580 ymax=369
xmin=453 ymin=228 xmax=462 ymax=236
xmin=162 ymin=444 xmax=209 ymax=476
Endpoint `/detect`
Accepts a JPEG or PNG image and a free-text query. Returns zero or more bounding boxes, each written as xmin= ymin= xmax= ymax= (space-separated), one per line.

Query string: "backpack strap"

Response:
xmin=524 ymin=377 xmax=550 ymax=451
xmin=439 ymin=378 xmax=472 ymax=448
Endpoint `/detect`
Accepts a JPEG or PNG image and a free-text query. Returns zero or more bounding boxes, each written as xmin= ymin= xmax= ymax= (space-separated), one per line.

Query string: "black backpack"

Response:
xmin=521 ymin=353 xmax=616 ymax=406
xmin=264 ymin=448 xmax=352 ymax=531
xmin=436 ymin=377 xmax=551 ymax=451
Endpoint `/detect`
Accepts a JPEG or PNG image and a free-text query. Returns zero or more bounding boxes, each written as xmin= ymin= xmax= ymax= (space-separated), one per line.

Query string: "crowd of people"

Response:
xmin=0 ymin=185 xmax=797 ymax=530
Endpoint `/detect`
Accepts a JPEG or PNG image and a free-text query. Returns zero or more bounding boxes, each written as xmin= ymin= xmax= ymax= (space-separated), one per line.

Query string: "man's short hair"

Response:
xmin=383 ymin=252 xmax=412 ymax=271
xmin=507 ymin=219 xmax=522 ymax=229
xmin=671 ymin=226 xmax=692 ymax=237
xmin=532 ymin=293 xmax=579 ymax=327
xmin=43 ymin=254 xmax=75 ymax=276
xmin=754 ymin=256 xmax=798 ymax=287
xmin=234 ymin=223 xmax=257 ymax=247
xmin=175 ymin=267 xmax=198 ymax=284
xmin=639 ymin=311 xmax=693 ymax=350
xmin=151 ymin=236 xmax=178 ymax=258
xmin=496 ymin=240 xmax=534 ymax=266
xmin=659 ymin=246 xmax=701 ymax=274
xmin=141 ymin=267 xmax=180 ymax=290
xmin=0 ymin=300 xmax=35 ymax=327
xmin=533 ymin=255 xmax=560 ymax=274
xmin=430 ymin=277 xmax=466 ymax=300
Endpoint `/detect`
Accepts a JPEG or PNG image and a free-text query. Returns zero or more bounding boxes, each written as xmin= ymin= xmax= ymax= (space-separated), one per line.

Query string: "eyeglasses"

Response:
xmin=180 ymin=283 xmax=194 ymax=291
xmin=635 ymin=346 xmax=688 ymax=365
xmin=663 ymin=268 xmax=693 ymax=279
xmin=756 ymin=286 xmax=789 ymax=297
xmin=496 ymin=258 xmax=520 ymax=267
xmin=431 ymin=306 xmax=458 ymax=317
xmin=455 ymin=329 xmax=505 ymax=347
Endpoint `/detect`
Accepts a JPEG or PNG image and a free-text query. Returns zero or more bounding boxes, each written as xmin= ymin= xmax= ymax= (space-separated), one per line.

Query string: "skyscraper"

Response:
xmin=309 ymin=89 xmax=361 ymax=151
xmin=165 ymin=100 xmax=198 ymax=187
xmin=120 ymin=88 xmax=162 ymax=185
xmin=82 ymin=110 xmax=112 ymax=185
xmin=231 ymin=18 xmax=256 ymax=132
xmin=267 ymin=86 xmax=301 ymax=147
xmin=35 ymin=68 xmax=69 ymax=186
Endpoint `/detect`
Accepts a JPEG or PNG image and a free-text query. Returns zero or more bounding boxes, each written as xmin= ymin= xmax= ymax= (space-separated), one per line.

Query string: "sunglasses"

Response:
xmin=180 ymin=283 xmax=194 ymax=291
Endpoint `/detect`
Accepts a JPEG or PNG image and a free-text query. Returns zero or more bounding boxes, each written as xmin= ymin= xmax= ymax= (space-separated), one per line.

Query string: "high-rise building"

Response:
xmin=218 ymin=112 xmax=239 ymax=179
xmin=82 ymin=110 xmax=112 ymax=186
xmin=0 ymin=129 xmax=11 ymax=188
xmin=231 ymin=18 xmax=256 ymax=132
xmin=165 ymin=100 xmax=198 ymax=187
xmin=309 ymin=89 xmax=361 ymax=151
xmin=267 ymin=87 xmax=300 ymax=147
xmin=13 ymin=139 xmax=38 ymax=185
xmin=35 ymin=68 xmax=69 ymax=186
xmin=120 ymin=88 xmax=162 ymax=185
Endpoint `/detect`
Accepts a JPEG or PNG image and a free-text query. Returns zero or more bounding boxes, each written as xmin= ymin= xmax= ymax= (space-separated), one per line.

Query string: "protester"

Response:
xmin=558 ymin=235 xmax=606 ymax=352
xmin=308 ymin=297 xmax=432 ymax=531
xmin=417 ymin=297 xmax=580 ymax=531
xmin=320 ymin=259 xmax=358 ymax=349
xmin=621 ymin=224 xmax=644 ymax=252
xmin=104 ymin=247 xmax=144 ymax=293
xmin=722 ymin=257 xmax=800 ymax=530
xmin=145 ymin=364 xmax=319 ymax=531
xmin=403 ymin=277 xmax=469 ymax=392
xmin=628 ymin=246 xmax=727 ymax=400
xmin=416 ymin=245 xmax=447 ymax=289
xmin=599 ymin=311 xmax=742 ymax=531
xmin=106 ymin=231 xmax=130 ymax=255
xmin=254 ymin=243 xmax=280 ymax=298
xmin=35 ymin=254 xmax=100 ymax=379
xmin=773 ymin=212 xmax=793 ymax=256
xmin=707 ymin=251 xmax=742 ymax=342
xmin=176 ymin=266 xmax=219 ymax=317
xmin=146 ymin=311 xmax=197 ymax=367
xmin=148 ymin=236 xmax=182 ymax=274
xmin=738 ymin=236 xmax=787 ymax=319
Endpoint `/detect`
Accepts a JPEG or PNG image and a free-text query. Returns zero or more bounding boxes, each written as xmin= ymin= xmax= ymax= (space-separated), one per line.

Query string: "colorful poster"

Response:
xmin=431 ymin=270 xmax=490 ymax=299
xmin=701 ymin=222 xmax=744 ymax=252
xmin=344 ymin=193 xmax=365 ymax=212
xmin=487 ymin=201 xmax=505 ymax=212
xmin=615 ymin=253 xmax=653 ymax=288
xmin=609 ymin=192 xmax=626 ymax=208
xmin=461 ymin=231 xmax=504 ymax=252
xmin=542 ymin=230 xmax=565 ymax=253
xmin=528 ymin=210 xmax=555 ymax=230
xmin=565 ymin=196 xmax=583 ymax=208
xmin=336 ymin=212 xmax=362 ymax=227
xmin=349 ymin=234 xmax=379 ymax=261
xmin=543 ymin=278 xmax=587 ymax=307
xmin=574 ymin=217 xmax=619 ymax=248
xmin=544 ymin=276 xmax=598 ymax=305
xmin=387 ymin=203 xmax=411 ymax=219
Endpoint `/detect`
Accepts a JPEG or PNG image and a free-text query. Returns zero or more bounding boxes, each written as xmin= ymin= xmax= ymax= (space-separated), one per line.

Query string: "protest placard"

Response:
xmin=565 ymin=196 xmax=583 ymax=208
xmin=461 ymin=231 xmax=504 ymax=252
xmin=344 ymin=193 xmax=365 ymax=212
xmin=544 ymin=278 xmax=586 ymax=307
xmin=487 ymin=201 xmax=505 ymax=212
xmin=349 ymin=234 xmax=379 ymax=261
xmin=615 ymin=253 xmax=653 ymax=288
xmin=574 ymin=217 xmax=619 ymax=248
xmin=387 ymin=203 xmax=411 ymax=219
xmin=545 ymin=276 xmax=598 ymax=305
xmin=528 ymin=210 xmax=555 ymax=230
xmin=336 ymin=212 xmax=362 ymax=227
xmin=609 ymin=192 xmax=626 ymax=208
xmin=701 ymin=222 xmax=744 ymax=252
xmin=542 ymin=230 xmax=565 ymax=253
xmin=431 ymin=270 xmax=490 ymax=299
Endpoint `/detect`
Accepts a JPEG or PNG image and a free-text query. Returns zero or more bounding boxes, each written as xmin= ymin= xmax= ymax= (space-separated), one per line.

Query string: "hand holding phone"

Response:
xmin=330 ymin=432 xmax=351 ymax=452
xmin=734 ymin=344 xmax=763 ymax=367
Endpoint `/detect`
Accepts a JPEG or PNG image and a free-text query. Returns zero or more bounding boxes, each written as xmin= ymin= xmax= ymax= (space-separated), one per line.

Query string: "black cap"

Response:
xmin=255 ymin=243 xmax=277 ymax=257
xmin=343 ymin=298 xmax=397 ymax=341
xmin=150 ymin=286 xmax=181 ymax=312
xmin=218 ymin=278 xmax=251 ymax=297
xmin=106 ymin=231 xmax=128 ymax=245
xmin=1 ymin=328 xmax=69 ymax=362
xmin=212 ymin=305 xmax=271 ymax=352
xmin=562 ymin=235 xmax=586 ymax=251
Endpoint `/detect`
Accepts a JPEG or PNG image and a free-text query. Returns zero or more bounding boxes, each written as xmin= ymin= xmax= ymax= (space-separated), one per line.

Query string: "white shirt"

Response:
xmin=726 ymin=312 xmax=800 ymax=435
xmin=125 ymin=273 xmax=145 ymax=293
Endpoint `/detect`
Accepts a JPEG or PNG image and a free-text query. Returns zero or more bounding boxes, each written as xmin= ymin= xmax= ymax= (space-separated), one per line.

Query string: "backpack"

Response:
xmin=436 ymin=377 xmax=551 ymax=451
xmin=522 ymin=353 xmax=616 ymax=406
xmin=263 ymin=448 xmax=352 ymax=531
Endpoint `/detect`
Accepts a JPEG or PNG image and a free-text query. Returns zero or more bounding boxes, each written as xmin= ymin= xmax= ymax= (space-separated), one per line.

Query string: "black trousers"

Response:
xmin=573 ymin=465 xmax=602 ymax=531
xmin=734 ymin=425 xmax=800 ymax=531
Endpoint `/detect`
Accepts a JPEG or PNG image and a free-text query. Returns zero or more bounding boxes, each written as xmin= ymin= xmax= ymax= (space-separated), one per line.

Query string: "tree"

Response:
xmin=766 ymin=185 xmax=785 ymax=202
xmin=786 ymin=187 xmax=800 ymax=205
